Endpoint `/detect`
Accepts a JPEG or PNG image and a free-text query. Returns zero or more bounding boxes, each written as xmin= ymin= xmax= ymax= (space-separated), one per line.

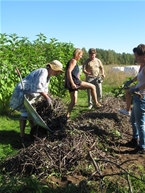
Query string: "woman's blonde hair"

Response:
xmin=73 ymin=48 xmax=83 ymax=57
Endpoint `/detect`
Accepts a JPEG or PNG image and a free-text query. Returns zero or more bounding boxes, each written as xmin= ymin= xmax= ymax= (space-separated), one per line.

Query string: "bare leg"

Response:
xmin=29 ymin=120 xmax=35 ymax=129
xmin=66 ymin=91 xmax=78 ymax=118
xmin=125 ymin=89 xmax=132 ymax=112
xmin=119 ymin=89 xmax=132 ymax=116
xmin=19 ymin=117 xmax=27 ymax=137
xmin=80 ymin=81 xmax=100 ymax=105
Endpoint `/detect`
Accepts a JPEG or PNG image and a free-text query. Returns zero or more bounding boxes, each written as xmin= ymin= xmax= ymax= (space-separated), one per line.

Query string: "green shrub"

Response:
xmin=0 ymin=33 xmax=75 ymax=114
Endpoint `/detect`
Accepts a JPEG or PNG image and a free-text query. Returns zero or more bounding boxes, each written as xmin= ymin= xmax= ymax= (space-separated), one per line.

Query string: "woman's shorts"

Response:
xmin=21 ymin=112 xmax=28 ymax=117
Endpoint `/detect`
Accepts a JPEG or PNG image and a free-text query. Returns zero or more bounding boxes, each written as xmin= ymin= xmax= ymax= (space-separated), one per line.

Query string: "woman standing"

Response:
xmin=127 ymin=44 xmax=145 ymax=154
xmin=65 ymin=48 xmax=101 ymax=119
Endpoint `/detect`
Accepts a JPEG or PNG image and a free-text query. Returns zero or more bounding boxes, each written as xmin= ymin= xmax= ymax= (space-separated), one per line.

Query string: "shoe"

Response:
xmin=125 ymin=138 xmax=138 ymax=148
xmin=94 ymin=103 xmax=102 ymax=108
xmin=88 ymin=105 xmax=93 ymax=110
xmin=118 ymin=109 xmax=131 ymax=116
xmin=133 ymin=146 xmax=145 ymax=154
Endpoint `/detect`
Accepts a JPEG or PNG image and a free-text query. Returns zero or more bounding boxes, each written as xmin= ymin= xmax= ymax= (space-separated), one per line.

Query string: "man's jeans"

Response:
xmin=86 ymin=76 xmax=102 ymax=105
xmin=130 ymin=95 xmax=145 ymax=148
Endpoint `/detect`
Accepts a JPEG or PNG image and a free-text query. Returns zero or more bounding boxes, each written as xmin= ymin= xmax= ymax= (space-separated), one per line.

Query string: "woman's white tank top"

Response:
xmin=136 ymin=66 xmax=145 ymax=95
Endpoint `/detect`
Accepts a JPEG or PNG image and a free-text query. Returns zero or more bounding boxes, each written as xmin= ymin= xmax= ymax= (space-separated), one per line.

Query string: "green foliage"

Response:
xmin=102 ymin=85 xmax=114 ymax=96
xmin=130 ymin=170 xmax=145 ymax=192
xmin=111 ymin=77 xmax=137 ymax=99
xmin=0 ymin=32 xmax=137 ymax=114
xmin=111 ymin=84 xmax=127 ymax=99
xmin=0 ymin=33 xmax=75 ymax=114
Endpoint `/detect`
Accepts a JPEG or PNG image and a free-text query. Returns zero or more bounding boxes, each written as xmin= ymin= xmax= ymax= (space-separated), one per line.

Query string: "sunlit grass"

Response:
xmin=0 ymin=116 xmax=31 ymax=160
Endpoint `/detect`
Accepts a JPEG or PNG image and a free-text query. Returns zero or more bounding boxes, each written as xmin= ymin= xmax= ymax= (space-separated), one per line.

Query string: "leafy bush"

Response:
xmin=0 ymin=33 xmax=75 ymax=114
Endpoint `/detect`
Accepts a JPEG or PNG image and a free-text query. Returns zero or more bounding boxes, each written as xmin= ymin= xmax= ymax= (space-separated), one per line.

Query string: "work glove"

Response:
xmin=129 ymin=87 xmax=139 ymax=94
xmin=46 ymin=97 xmax=52 ymax=107
xmin=124 ymin=80 xmax=133 ymax=88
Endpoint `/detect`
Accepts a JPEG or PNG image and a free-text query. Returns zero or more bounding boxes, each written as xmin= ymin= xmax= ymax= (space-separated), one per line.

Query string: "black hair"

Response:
xmin=133 ymin=44 xmax=145 ymax=56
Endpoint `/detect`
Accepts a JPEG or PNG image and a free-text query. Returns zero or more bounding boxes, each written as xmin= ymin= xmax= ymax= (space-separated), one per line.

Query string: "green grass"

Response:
xmin=0 ymin=116 xmax=31 ymax=160
xmin=71 ymin=90 xmax=89 ymax=118
xmin=62 ymin=89 xmax=88 ymax=118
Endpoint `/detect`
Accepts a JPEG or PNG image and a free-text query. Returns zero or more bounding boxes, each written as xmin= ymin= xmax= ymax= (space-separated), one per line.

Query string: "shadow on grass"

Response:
xmin=0 ymin=175 xmax=80 ymax=193
xmin=0 ymin=130 xmax=31 ymax=149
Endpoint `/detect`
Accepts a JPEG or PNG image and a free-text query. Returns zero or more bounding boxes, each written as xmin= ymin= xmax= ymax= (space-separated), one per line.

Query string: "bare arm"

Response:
xmin=99 ymin=66 xmax=105 ymax=78
xmin=82 ymin=59 xmax=92 ymax=75
xmin=99 ymin=60 xmax=105 ymax=78
xmin=40 ymin=92 xmax=50 ymax=100
xmin=83 ymin=63 xmax=91 ymax=75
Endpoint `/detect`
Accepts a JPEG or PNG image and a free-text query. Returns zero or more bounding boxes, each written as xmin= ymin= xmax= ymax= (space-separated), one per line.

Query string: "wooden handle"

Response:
xmin=15 ymin=68 xmax=24 ymax=90
xmin=16 ymin=68 xmax=21 ymax=75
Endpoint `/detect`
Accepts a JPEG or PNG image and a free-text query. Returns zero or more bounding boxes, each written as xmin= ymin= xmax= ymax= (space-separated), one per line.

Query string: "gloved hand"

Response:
xmin=124 ymin=80 xmax=133 ymax=88
xmin=129 ymin=87 xmax=139 ymax=94
xmin=46 ymin=97 xmax=52 ymax=107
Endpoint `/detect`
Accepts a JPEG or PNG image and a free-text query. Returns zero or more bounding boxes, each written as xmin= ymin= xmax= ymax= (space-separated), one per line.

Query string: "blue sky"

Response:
xmin=1 ymin=0 xmax=145 ymax=54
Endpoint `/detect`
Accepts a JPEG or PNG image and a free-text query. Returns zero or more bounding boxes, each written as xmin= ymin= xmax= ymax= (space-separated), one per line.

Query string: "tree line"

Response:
xmin=81 ymin=48 xmax=136 ymax=65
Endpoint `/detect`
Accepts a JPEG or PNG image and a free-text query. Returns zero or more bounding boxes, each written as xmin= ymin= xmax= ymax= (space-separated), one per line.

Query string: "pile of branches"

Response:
xmin=32 ymin=96 xmax=67 ymax=131
xmin=0 ymin=97 xmax=130 ymax=176
xmin=1 ymin=96 xmax=144 ymax=192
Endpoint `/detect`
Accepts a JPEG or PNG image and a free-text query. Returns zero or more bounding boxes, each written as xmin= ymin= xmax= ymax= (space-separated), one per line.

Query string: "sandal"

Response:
xmin=94 ymin=103 xmax=102 ymax=108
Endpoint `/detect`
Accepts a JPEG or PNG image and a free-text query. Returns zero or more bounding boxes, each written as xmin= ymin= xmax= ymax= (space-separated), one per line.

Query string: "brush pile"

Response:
xmin=1 ymin=96 xmax=145 ymax=192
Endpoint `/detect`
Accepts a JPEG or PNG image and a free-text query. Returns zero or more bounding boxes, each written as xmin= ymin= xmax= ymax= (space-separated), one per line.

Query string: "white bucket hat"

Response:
xmin=47 ymin=60 xmax=64 ymax=72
